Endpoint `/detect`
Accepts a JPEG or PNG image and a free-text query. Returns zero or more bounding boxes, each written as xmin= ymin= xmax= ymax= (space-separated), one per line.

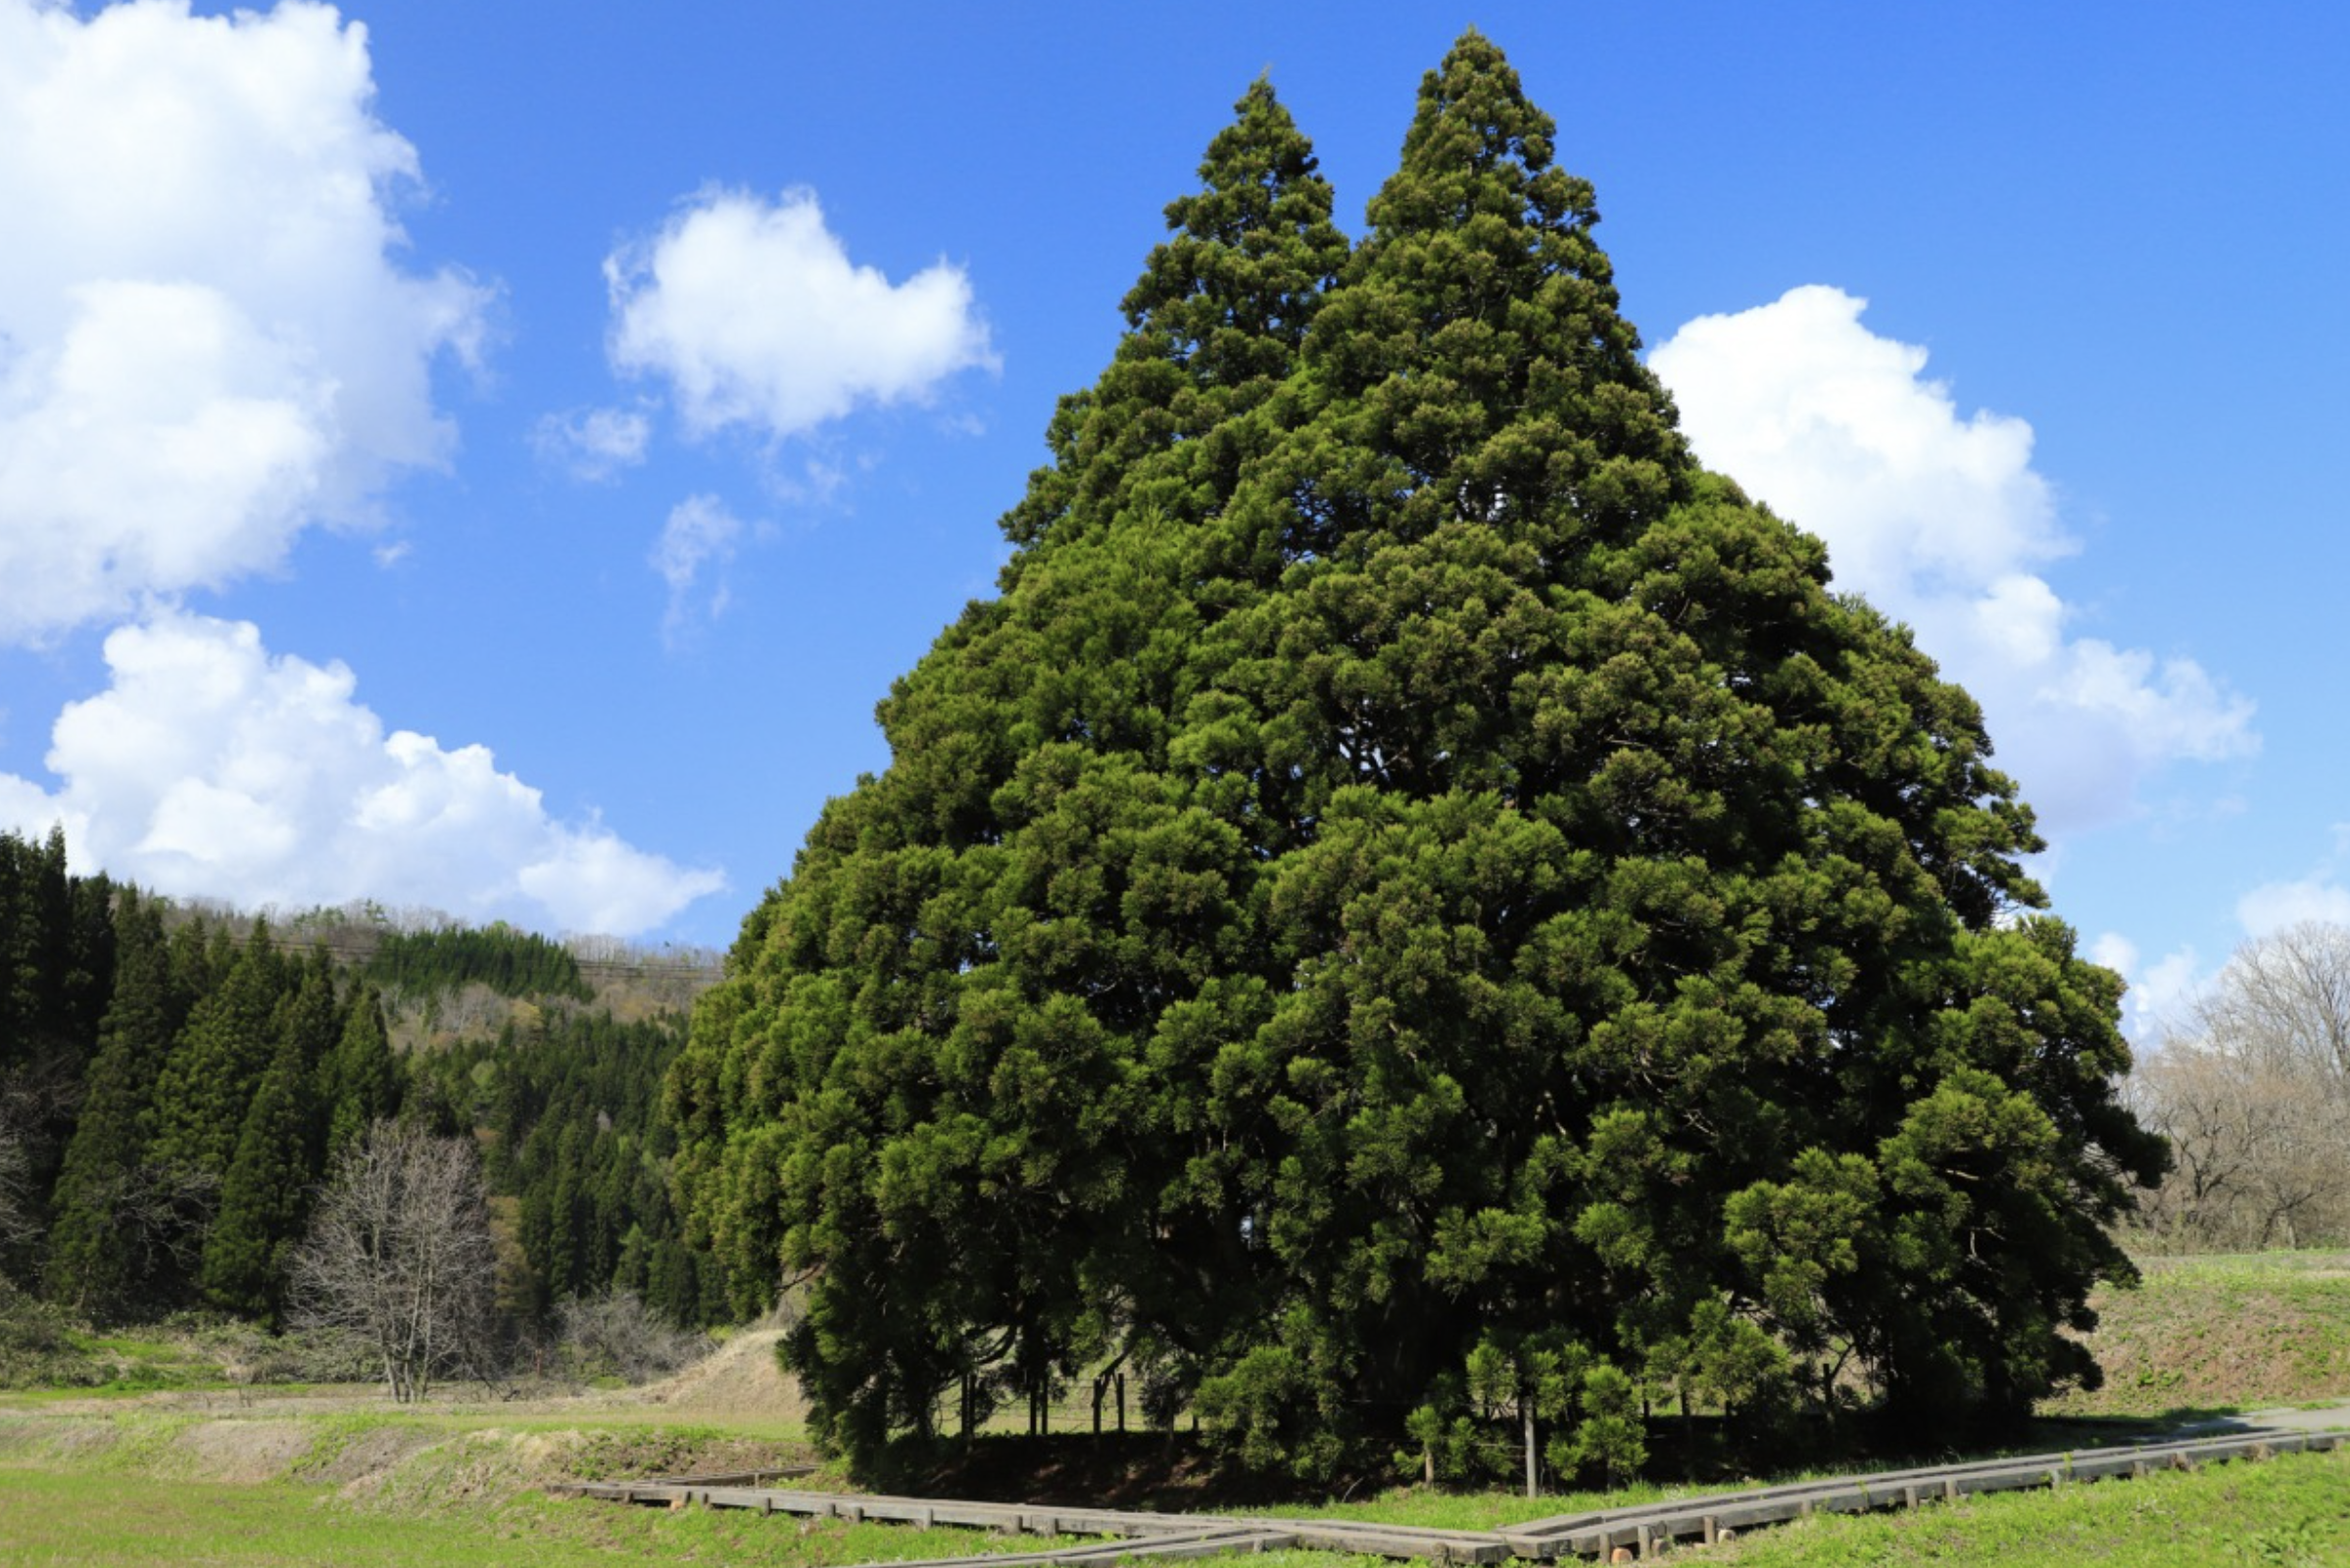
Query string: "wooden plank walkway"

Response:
xmin=553 ymin=1424 xmax=2342 ymax=1564
xmin=1499 ymin=1428 xmax=2342 ymax=1559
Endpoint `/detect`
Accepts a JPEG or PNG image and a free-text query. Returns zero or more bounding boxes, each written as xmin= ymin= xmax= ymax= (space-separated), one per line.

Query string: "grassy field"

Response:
xmin=0 ymin=1464 xmax=1122 ymax=1568
xmin=4 ymin=1250 xmax=2348 ymax=1565
xmin=4 ymin=1410 xmax=2349 ymax=1567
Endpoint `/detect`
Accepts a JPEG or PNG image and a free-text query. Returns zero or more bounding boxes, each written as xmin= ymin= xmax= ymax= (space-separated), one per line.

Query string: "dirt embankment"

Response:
xmin=630 ymin=1327 xmax=806 ymax=1420
xmin=0 ymin=1328 xmax=815 ymax=1506
xmin=2044 ymin=1252 xmax=2350 ymax=1419
xmin=0 ymin=1408 xmax=816 ymax=1508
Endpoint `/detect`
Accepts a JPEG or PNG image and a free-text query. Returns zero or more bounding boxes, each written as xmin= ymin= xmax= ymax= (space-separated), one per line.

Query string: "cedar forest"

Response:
xmin=0 ymin=824 xmax=723 ymax=1340
xmin=0 ymin=33 xmax=2166 ymax=1491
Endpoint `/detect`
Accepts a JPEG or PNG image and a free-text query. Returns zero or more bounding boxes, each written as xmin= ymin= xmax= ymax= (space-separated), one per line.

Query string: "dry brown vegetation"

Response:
xmin=2126 ymin=922 xmax=2350 ymax=1252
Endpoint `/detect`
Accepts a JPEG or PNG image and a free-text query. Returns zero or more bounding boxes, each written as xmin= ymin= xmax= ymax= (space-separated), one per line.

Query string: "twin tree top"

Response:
xmin=666 ymin=32 xmax=2166 ymax=1482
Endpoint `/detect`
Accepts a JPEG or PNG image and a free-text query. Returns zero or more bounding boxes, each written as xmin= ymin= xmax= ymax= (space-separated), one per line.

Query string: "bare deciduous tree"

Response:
xmin=2128 ymin=1037 xmax=2348 ymax=1249
xmin=2129 ymin=922 xmax=2350 ymax=1250
xmin=0 ymin=1120 xmax=32 ymax=1250
xmin=2197 ymin=921 xmax=2350 ymax=1094
xmin=0 ymin=1054 xmax=85 ymax=1255
xmin=289 ymin=1121 xmax=498 ymax=1401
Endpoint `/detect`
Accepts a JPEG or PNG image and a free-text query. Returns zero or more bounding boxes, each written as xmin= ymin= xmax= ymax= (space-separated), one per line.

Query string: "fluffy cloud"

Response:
xmin=606 ymin=188 xmax=996 ymax=441
xmin=2236 ymin=827 xmax=2350 ymax=940
xmin=2091 ymin=932 xmax=2214 ymax=1044
xmin=0 ymin=0 xmax=486 ymax=644
xmin=651 ymin=493 xmax=746 ymax=645
xmin=0 ymin=612 xmax=723 ymax=935
xmin=1650 ymin=286 xmax=2254 ymax=837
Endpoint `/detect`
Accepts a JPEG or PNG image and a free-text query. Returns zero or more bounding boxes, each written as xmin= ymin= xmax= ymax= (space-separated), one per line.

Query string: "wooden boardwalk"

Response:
xmin=555 ymin=1425 xmax=2342 ymax=1563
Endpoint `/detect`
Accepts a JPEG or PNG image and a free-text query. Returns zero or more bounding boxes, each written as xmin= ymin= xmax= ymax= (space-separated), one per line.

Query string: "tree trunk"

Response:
xmin=1523 ymin=1399 xmax=1538 ymax=1499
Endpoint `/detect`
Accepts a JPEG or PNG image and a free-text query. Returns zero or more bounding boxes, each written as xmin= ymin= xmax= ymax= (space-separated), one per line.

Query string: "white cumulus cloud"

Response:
xmin=0 ymin=612 xmax=723 ymax=936
xmin=1650 ymin=285 xmax=2255 ymax=838
xmin=2091 ymin=931 xmax=2214 ymax=1045
xmin=2232 ymin=826 xmax=2350 ymax=944
xmin=0 ymin=0 xmax=487 ymax=644
xmin=2239 ymin=879 xmax=2350 ymax=938
xmin=606 ymin=187 xmax=996 ymax=441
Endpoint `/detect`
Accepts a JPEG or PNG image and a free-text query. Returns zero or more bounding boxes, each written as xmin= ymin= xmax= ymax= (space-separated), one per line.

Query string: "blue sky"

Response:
xmin=0 ymin=0 xmax=2339 ymax=1039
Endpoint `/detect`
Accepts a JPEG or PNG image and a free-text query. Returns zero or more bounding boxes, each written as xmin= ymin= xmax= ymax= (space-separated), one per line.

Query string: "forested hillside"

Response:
xmin=365 ymin=924 xmax=594 ymax=1004
xmin=0 ymin=825 xmax=718 ymax=1345
xmin=411 ymin=1009 xmax=724 ymax=1330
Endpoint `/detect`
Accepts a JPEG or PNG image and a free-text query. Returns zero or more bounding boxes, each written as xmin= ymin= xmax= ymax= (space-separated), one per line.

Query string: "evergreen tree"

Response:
xmin=321 ymin=982 xmax=401 ymax=1164
xmin=45 ymin=889 xmax=175 ymax=1315
xmin=365 ymin=922 xmax=591 ymax=1002
xmin=1001 ymin=75 xmax=1350 ymax=552
xmin=674 ymin=78 xmax=1350 ymax=1458
xmin=151 ymin=921 xmax=286 ymax=1185
xmin=671 ymin=34 xmax=2165 ymax=1479
xmin=200 ymin=1019 xmax=317 ymax=1321
xmin=0 ymin=826 xmax=114 ymax=1266
xmin=167 ymin=915 xmax=225 ymax=1011
xmin=0 ymin=828 xmax=60 ymax=1073
xmin=416 ymin=1007 xmax=694 ymax=1325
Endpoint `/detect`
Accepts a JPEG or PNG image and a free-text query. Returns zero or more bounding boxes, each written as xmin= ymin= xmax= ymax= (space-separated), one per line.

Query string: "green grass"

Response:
xmin=2046 ymin=1250 xmax=2350 ymax=1418
xmin=0 ymin=1468 xmax=596 ymax=1566
xmin=0 ymin=1460 xmax=1316 ymax=1568
xmin=1707 ymin=1445 xmax=2350 ymax=1565
xmin=11 ymin=1442 xmax=2350 ymax=1568
xmin=1223 ymin=1477 xmax=1714 ymax=1530
xmin=10 ymin=1393 xmax=2350 ymax=1567
xmin=8 ymin=1250 xmax=2350 ymax=1566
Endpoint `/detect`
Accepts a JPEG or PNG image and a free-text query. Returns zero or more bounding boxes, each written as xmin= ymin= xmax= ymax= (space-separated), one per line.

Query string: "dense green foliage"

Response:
xmin=414 ymin=1009 xmax=723 ymax=1329
xmin=366 ymin=924 xmax=593 ymax=1003
xmin=669 ymin=34 xmax=2166 ymax=1482
xmin=0 ymin=826 xmax=116 ymax=1268
xmin=40 ymin=905 xmax=404 ymax=1323
xmin=0 ymin=826 xmax=704 ymax=1346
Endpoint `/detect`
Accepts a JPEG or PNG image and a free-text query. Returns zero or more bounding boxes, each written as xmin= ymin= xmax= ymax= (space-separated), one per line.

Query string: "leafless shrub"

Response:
xmin=555 ymin=1287 xmax=711 ymax=1384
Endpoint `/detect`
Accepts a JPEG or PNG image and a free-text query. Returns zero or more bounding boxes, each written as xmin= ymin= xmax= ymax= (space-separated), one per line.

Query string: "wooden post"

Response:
xmin=1117 ymin=1373 xmax=1127 ymax=1434
xmin=1093 ymin=1375 xmax=1104 ymax=1436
